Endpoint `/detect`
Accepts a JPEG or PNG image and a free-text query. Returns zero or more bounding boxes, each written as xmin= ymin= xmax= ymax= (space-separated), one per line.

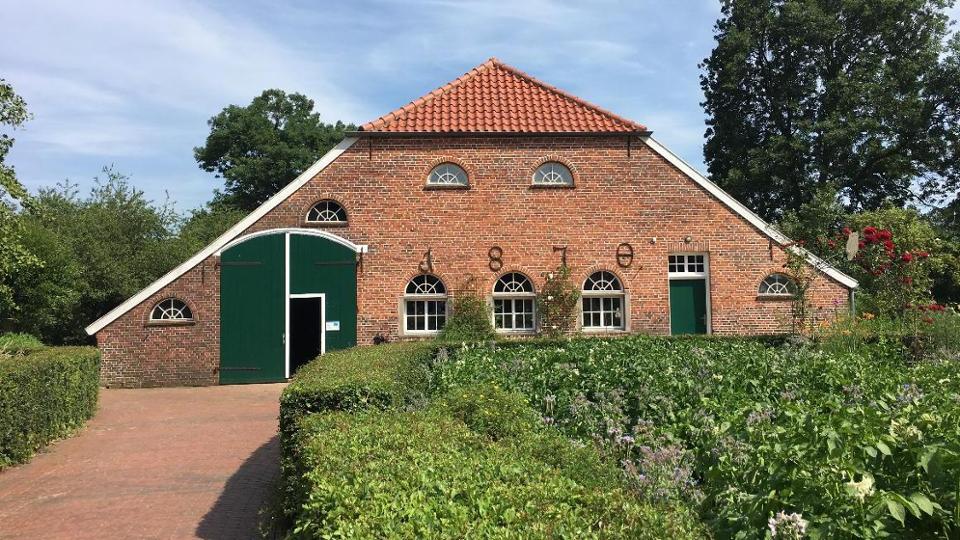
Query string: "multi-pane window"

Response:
xmin=532 ymin=162 xmax=573 ymax=186
xmin=427 ymin=163 xmax=468 ymax=186
xmin=492 ymin=272 xmax=536 ymax=332
xmin=758 ymin=274 xmax=797 ymax=296
xmin=582 ymin=271 xmax=625 ymax=330
xmin=668 ymin=254 xmax=706 ymax=275
xmin=306 ymin=200 xmax=347 ymax=224
xmin=150 ymin=298 xmax=193 ymax=322
xmin=404 ymin=275 xmax=447 ymax=333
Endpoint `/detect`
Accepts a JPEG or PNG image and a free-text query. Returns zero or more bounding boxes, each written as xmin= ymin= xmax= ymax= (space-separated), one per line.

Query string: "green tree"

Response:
xmin=701 ymin=0 xmax=960 ymax=221
xmin=0 ymin=79 xmax=40 ymax=322
xmin=11 ymin=168 xmax=185 ymax=343
xmin=195 ymin=89 xmax=353 ymax=211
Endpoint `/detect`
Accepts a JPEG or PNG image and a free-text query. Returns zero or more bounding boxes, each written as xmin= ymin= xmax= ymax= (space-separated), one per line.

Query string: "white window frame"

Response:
xmin=666 ymin=252 xmax=712 ymax=335
xmin=581 ymin=271 xmax=627 ymax=332
xmin=758 ymin=273 xmax=798 ymax=297
xmin=668 ymin=253 xmax=707 ymax=278
xmin=427 ymin=163 xmax=469 ymax=187
xmin=149 ymin=298 xmax=194 ymax=322
xmin=400 ymin=275 xmax=449 ymax=336
xmin=491 ymin=273 xmax=537 ymax=334
xmin=305 ymin=200 xmax=348 ymax=225
xmin=532 ymin=161 xmax=574 ymax=187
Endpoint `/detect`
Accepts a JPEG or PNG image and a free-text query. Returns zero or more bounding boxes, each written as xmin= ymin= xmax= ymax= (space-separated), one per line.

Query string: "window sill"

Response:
xmin=582 ymin=327 xmax=627 ymax=334
xmin=302 ymin=221 xmax=348 ymax=228
xmin=757 ymin=294 xmax=794 ymax=302
xmin=529 ymin=183 xmax=575 ymax=189
xmin=423 ymin=184 xmax=470 ymax=191
xmin=145 ymin=320 xmax=196 ymax=328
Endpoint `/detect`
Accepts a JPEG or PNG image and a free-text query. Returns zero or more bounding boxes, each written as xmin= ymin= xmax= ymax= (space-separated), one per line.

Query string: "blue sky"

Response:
xmin=4 ymin=0 xmax=953 ymax=212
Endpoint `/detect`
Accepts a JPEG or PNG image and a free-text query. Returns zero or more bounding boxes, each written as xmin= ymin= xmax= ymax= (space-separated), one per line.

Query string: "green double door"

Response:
xmin=669 ymin=279 xmax=708 ymax=335
xmin=219 ymin=232 xmax=358 ymax=384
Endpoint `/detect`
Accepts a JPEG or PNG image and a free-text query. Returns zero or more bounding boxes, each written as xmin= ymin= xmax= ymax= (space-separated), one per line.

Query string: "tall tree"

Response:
xmin=0 ymin=79 xmax=40 ymax=322
xmin=195 ymin=89 xmax=353 ymax=211
xmin=701 ymin=0 xmax=960 ymax=221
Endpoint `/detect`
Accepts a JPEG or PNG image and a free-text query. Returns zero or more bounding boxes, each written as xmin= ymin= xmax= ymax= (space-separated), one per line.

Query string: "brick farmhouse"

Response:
xmin=86 ymin=59 xmax=858 ymax=387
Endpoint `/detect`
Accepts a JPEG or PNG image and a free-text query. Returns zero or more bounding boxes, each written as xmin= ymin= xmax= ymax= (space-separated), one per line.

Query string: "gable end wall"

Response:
xmin=96 ymin=135 xmax=850 ymax=387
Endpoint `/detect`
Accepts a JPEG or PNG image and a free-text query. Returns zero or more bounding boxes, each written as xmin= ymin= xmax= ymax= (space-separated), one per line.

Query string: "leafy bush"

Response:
xmin=437 ymin=383 xmax=541 ymax=440
xmin=0 ymin=332 xmax=45 ymax=355
xmin=434 ymin=335 xmax=960 ymax=538
xmin=286 ymin=387 xmax=703 ymax=539
xmin=279 ymin=342 xmax=435 ymax=437
xmin=438 ymin=286 xmax=494 ymax=343
xmin=536 ymin=264 xmax=580 ymax=338
xmin=0 ymin=346 xmax=99 ymax=467
xmin=278 ymin=342 xmax=437 ymax=523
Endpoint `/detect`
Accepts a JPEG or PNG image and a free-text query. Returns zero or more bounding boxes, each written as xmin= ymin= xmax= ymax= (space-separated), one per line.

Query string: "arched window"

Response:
xmin=150 ymin=298 xmax=193 ymax=322
xmin=403 ymin=275 xmax=447 ymax=333
xmin=532 ymin=161 xmax=573 ymax=186
xmin=582 ymin=271 xmax=625 ymax=330
xmin=305 ymin=200 xmax=347 ymax=225
xmin=492 ymin=272 xmax=536 ymax=332
xmin=758 ymin=274 xmax=797 ymax=296
xmin=427 ymin=163 xmax=468 ymax=187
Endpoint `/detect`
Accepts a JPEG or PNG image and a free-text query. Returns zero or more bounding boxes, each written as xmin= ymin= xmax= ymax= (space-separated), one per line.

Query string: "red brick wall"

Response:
xmin=96 ymin=135 xmax=851 ymax=387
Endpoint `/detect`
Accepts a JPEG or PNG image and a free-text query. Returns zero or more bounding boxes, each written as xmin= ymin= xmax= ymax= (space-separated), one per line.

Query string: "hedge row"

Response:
xmin=0 ymin=346 xmax=100 ymax=467
xmin=287 ymin=384 xmax=704 ymax=538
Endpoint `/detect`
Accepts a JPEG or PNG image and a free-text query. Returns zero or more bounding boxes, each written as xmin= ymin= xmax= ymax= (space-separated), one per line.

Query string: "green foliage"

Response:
xmin=280 ymin=342 xmax=436 ymax=435
xmin=173 ymin=203 xmax=246 ymax=254
xmin=437 ymin=383 xmax=541 ymax=441
xmin=0 ymin=79 xmax=40 ymax=318
xmin=702 ymin=0 xmax=960 ymax=221
xmin=194 ymin=89 xmax=354 ymax=211
xmin=435 ymin=335 xmax=960 ymax=538
xmin=0 ymin=332 xmax=45 ymax=355
xmin=8 ymin=170 xmax=187 ymax=343
xmin=536 ymin=265 xmax=581 ymax=338
xmin=437 ymin=279 xmax=494 ymax=343
xmin=286 ymin=393 xmax=703 ymax=539
xmin=0 ymin=346 xmax=99 ymax=468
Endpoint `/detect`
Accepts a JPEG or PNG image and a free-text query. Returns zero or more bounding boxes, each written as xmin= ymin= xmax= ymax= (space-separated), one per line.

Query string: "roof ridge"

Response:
xmin=361 ymin=58 xmax=498 ymax=131
xmin=487 ymin=59 xmax=646 ymax=132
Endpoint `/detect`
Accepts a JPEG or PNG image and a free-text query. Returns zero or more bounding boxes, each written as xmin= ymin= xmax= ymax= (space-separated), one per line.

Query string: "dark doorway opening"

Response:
xmin=289 ymin=297 xmax=323 ymax=376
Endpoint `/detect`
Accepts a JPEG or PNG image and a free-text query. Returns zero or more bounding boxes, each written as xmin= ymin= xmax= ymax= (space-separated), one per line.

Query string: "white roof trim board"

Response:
xmin=84 ymin=137 xmax=360 ymax=336
xmin=216 ymin=228 xmax=368 ymax=256
xmin=641 ymin=136 xmax=858 ymax=289
xmin=86 ymin=133 xmax=857 ymax=336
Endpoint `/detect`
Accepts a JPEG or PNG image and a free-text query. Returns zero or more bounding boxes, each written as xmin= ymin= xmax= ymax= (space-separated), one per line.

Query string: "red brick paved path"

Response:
xmin=0 ymin=384 xmax=285 ymax=539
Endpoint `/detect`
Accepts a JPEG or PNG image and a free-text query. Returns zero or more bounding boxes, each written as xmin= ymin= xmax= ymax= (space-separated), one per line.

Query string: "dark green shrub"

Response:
xmin=287 ymin=407 xmax=704 ymax=539
xmin=437 ymin=286 xmax=494 ymax=343
xmin=0 ymin=346 xmax=99 ymax=467
xmin=0 ymin=332 xmax=45 ymax=355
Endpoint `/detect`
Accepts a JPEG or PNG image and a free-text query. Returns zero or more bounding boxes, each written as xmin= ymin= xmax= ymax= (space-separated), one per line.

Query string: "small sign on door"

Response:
xmin=325 ymin=321 xmax=340 ymax=331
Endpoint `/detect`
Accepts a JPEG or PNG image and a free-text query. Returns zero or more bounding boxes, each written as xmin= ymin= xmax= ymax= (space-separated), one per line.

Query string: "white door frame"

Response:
xmin=666 ymin=252 xmax=713 ymax=335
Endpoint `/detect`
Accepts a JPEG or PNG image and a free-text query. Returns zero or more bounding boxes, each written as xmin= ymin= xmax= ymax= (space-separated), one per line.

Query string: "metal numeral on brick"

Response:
xmin=616 ymin=242 xmax=634 ymax=268
xmin=553 ymin=245 xmax=568 ymax=267
xmin=419 ymin=248 xmax=434 ymax=273
xmin=488 ymin=246 xmax=503 ymax=271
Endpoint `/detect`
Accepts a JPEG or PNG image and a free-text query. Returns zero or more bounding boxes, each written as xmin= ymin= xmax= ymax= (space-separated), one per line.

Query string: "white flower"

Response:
xmin=768 ymin=511 xmax=808 ymax=539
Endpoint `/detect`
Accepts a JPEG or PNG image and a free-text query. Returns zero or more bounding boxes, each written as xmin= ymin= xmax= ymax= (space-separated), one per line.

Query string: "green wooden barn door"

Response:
xmin=669 ymin=279 xmax=708 ymax=335
xmin=289 ymin=234 xmax=357 ymax=353
xmin=220 ymin=234 xmax=285 ymax=384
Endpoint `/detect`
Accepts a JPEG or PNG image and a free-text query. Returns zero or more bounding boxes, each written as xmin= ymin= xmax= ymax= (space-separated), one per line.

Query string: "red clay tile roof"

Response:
xmin=360 ymin=58 xmax=647 ymax=133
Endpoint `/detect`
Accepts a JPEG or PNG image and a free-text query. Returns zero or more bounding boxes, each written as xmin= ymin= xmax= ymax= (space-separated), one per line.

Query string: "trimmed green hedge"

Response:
xmin=286 ymin=385 xmax=704 ymax=539
xmin=279 ymin=342 xmax=436 ymax=436
xmin=0 ymin=346 xmax=100 ymax=467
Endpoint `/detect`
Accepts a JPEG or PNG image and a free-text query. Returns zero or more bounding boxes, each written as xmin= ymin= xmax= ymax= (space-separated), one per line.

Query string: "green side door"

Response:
xmin=669 ymin=279 xmax=708 ymax=335
xmin=289 ymin=234 xmax=357 ymax=353
xmin=220 ymin=234 xmax=285 ymax=384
